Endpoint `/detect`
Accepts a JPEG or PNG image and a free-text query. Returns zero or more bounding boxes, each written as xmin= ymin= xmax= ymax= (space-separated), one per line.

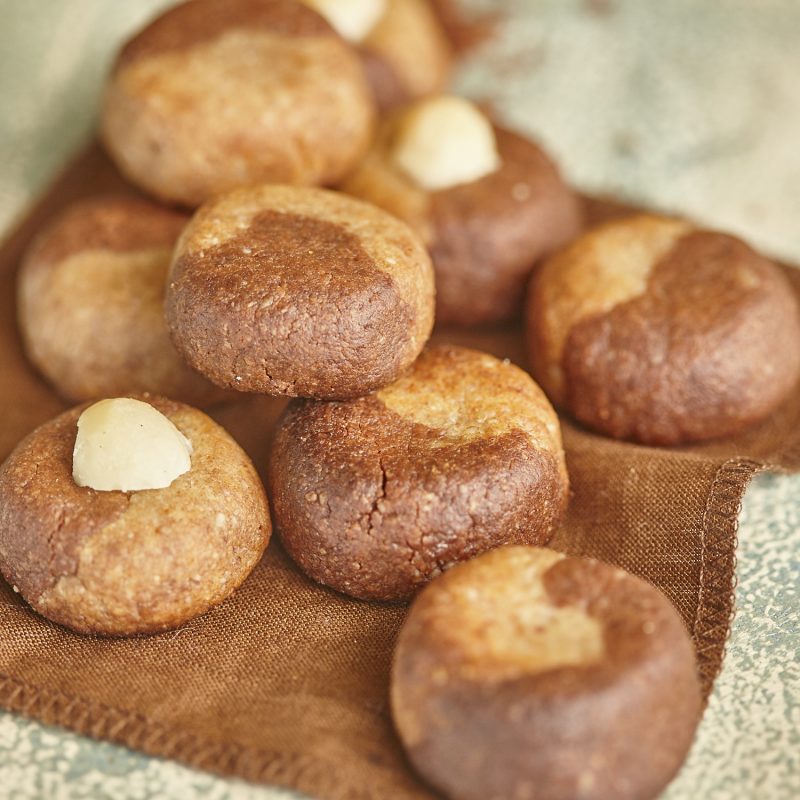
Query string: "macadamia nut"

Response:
xmin=304 ymin=0 xmax=387 ymax=42
xmin=392 ymin=96 xmax=501 ymax=191
xmin=72 ymin=398 xmax=192 ymax=492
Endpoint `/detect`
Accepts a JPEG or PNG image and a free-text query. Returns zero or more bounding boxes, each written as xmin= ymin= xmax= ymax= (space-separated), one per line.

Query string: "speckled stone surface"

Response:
xmin=0 ymin=1 xmax=798 ymax=798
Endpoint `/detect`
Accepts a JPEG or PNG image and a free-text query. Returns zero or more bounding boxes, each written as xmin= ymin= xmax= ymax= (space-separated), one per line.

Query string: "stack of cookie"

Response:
xmin=2 ymin=2 xmax=800 ymax=799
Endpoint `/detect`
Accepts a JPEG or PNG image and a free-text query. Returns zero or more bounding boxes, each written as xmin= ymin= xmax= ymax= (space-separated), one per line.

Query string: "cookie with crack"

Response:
xmin=343 ymin=96 xmax=582 ymax=325
xmin=391 ymin=546 xmax=702 ymax=800
xmin=268 ymin=345 xmax=568 ymax=601
xmin=101 ymin=0 xmax=376 ymax=207
xmin=0 ymin=396 xmax=270 ymax=636
xmin=165 ymin=184 xmax=435 ymax=399
xmin=17 ymin=196 xmax=223 ymax=406
xmin=303 ymin=0 xmax=453 ymax=110
xmin=526 ymin=214 xmax=800 ymax=444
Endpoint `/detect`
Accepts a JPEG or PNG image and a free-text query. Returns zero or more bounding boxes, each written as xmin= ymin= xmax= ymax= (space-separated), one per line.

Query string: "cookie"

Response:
xmin=305 ymin=0 xmax=453 ymax=110
xmin=0 ymin=396 xmax=270 ymax=636
xmin=101 ymin=0 xmax=376 ymax=207
xmin=17 ymin=196 xmax=222 ymax=406
xmin=165 ymin=184 xmax=435 ymax=399
xmin=526 ymin=214 xmax=800 ymax=444
xmin=343 ymin=96 xmax=582 ymax=325
xmin=392 ymin=546 xmax=702 ymax=800
xmin=268 ymin=345 xmax=568 ymax=601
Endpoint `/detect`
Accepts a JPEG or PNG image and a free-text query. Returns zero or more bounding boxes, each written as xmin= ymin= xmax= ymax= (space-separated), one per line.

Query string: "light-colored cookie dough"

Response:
xmin=101 ymin=0 xmax=376 ymax=206
xmin=18 ymin=196 xmax=223 ymax=406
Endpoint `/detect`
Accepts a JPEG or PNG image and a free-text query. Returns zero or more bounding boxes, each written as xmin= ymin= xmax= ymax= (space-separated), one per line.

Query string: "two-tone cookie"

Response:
xmin=268 ymin=345 xmax=568 ymax=601
xmin=0 ymin=396 xmax=270 ymax=636
xmin=17 ymin=196 xmax=221 ymax=406
xmin=392 ymin=546 xmax=702 ymax=800
xmin=165 ymin=184 xmax=435 ymax=399
xmin=527 ymin=214 xmax=800 ymax=444
xmin=344 ymin=96 xmax=582 ymax=325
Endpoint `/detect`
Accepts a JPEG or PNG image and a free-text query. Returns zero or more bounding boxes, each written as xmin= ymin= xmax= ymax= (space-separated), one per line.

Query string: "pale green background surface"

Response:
xmin=0 ymin=1 xmax=798 ymax=798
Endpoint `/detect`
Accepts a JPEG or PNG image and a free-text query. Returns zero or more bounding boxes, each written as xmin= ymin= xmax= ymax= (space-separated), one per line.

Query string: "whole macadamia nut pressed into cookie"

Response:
xmin=392 ymin=546 xmax=702 ymax=800
xmin=268 ymin=345 xmax=568 ymax=601
xmin=17 ymin=196 xmax=222 ymax=406
xmin=101 ymin=0 xmax=376 ymax=207
xmin=166 ymin=184 xmax=435 ymax=399
xmin=343 ymin=96 xmax=583 ymax=325
xmin=304 ymin=0 xmax=453 ymax=110
xmin=526 ymin=214 xmax=800 ymax=445
xmin=0 ymin=396 xmax=271 ymax=636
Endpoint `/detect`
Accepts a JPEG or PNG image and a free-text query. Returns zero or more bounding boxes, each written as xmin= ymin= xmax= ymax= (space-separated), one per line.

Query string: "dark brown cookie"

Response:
xmin=526 ymin=214 xmax=800 ymax=444
xmin=0 ymin=396 xmax=270 ymax=636
xmin=166 ymin=185 xmax=435 ymax=399
xmin=343 ymin=107 xmax=582 ymax=325
xmin=17 ymin=196 xmax=224 ymax=406
xmin=392 ymin=545 xmax=702 ymax=800
xmin=268 ymin=345 xmax=568 ymax=601
xmin=101 ymin=0 xmax=376 ymax=207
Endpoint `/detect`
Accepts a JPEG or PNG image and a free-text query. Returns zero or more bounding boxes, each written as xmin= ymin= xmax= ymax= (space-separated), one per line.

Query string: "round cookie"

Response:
xmin=166 ymin=184 xmax=435 ymax=399
xmin=305 ymin=0 xmax=453 ymax=110
xmin=526 ymin=214 xmax=800 ymax=445
xmin=391 ymin=545 xmax=702 ymax=800
xmin=268 ymin=345 xmax=568 ymax=601
xmin=101 ymin=0 xmax=376 ymax=207
xmin=0 ymin=396 xmax=270 ymax=636
xmin=343 ymin=98 xmax=582 ymax=325
xmin=17 ymin=196 xmax=222 ymax=406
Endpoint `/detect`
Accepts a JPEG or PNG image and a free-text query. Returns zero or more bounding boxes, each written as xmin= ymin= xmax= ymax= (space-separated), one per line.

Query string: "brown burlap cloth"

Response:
xmin=1 ymin=146 xmax=799 ymax=800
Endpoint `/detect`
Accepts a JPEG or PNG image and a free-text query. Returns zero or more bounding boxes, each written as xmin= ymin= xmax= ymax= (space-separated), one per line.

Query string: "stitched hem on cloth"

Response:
xmin=692 ymin=457 xmax=760 ymax=697
xmin=0 ymin=672 xmax=395 ymax=800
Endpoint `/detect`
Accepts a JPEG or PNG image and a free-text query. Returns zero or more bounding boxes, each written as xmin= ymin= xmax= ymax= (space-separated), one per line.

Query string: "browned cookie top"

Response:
xmin=528 ymin=214 xmax=800 ymax=444
xmin=116 ymin=0 xmax=333 ymax=69
xmin=269 ymin=346 xmax=568 ymax=600
xmin=26 ymin=196 xmax=187 ymax=267
xmin=166 ymin=185 xmax=434 ymax=398
xmin=0 ymin=397 xmax=269 ymax=634
xmin=392 ymin=546 xmax=702 ymax=800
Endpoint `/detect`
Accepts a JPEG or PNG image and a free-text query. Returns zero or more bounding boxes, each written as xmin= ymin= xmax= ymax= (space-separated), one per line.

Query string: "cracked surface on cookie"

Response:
xmin=268 ymin=345 xmax=568 ymax=601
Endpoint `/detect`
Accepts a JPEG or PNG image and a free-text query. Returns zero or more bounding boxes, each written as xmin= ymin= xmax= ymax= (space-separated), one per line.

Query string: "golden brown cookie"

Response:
xmin=392 ymin=545 xmax=702 ymax=800
xmin=301 ymin=1 xmax=452 ymax=110
xmin=268 ymin=345 xmax=568 ymax=601
xmin=359 ymin=0 xmax=453 ymax=110
xmin=343 ymin=99 xmax=582 ymax=325
xmin=0 ymin=396 xmax=270 ymax=636
xmin=17 ymin=196 xmax=222 ymax=406
xmin=166 ymin=184 xmax=435 ymax=399
xmin=101 ymin=0 xmax=376 ymax=207
xmin=527 ymin=214 xmax=800 ymax=445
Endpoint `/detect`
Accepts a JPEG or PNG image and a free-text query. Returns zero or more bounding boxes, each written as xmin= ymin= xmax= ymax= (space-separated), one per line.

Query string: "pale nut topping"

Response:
xmin=303 ymin=0 xmax=387 ymax=42
xmin=392 ymin=96 xmax=502 ymax=191
xmin=72 ymin=398 xmax=192 ymax=492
